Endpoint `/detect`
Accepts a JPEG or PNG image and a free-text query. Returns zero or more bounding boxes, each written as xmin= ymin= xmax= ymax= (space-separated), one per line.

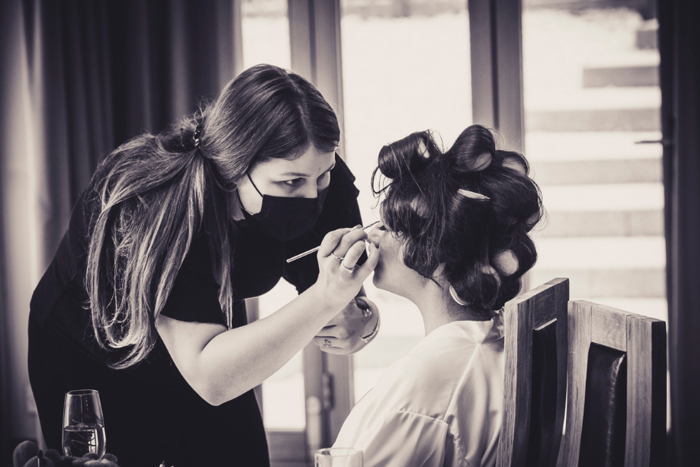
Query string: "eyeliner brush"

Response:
xmin=285 ymin=221 xmax=380 ymax=263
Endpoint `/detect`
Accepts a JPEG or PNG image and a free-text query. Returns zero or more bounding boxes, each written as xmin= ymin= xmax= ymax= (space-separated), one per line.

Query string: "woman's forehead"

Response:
xmin=254 ymin=147 xmax=335 ymax=177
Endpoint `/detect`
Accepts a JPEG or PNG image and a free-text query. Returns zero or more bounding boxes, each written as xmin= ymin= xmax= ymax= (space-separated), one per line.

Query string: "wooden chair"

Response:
xmin=558 ymin=300 xmax=666 ymax=467
xmin=497 ymin=278 xmax=569 ymax=467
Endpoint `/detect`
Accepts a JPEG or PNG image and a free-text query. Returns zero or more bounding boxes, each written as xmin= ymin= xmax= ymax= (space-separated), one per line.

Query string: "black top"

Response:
xmin=28 ymin=155 xmax=362 ymax=467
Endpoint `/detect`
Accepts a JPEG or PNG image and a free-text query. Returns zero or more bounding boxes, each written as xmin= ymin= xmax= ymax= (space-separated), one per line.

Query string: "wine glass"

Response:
xmin=62 ymin=389 xmax=106 ymax=458
xmin=314 ymin=447 xmax=363 ymax=467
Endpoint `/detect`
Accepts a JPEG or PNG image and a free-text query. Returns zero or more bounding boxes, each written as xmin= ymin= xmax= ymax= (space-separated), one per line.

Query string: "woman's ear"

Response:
xmin=431 ymin=264 xmax=455 ymax=296
xmin=433 ymin=263 xmax=446 ymax=278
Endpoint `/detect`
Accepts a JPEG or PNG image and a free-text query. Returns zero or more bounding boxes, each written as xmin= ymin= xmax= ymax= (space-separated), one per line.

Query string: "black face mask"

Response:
xmin=239 ymin=173 xmax=329 ymax=241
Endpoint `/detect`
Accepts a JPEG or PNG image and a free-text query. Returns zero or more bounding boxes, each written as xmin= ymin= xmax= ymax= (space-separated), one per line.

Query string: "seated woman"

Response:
xmin=333 ymin=125 xmax=543 ymax=466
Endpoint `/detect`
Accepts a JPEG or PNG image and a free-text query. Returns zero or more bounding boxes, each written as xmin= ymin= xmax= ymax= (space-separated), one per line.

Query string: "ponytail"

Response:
xmin=85 ymin=115 xmax=232 ymax=369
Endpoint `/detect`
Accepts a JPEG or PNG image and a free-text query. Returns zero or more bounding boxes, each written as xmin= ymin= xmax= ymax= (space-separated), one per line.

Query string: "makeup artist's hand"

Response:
xmin=314 ymin=295 xmax=379 ymax=354
xmin=312 ymin=226 xmax=379 ymax=308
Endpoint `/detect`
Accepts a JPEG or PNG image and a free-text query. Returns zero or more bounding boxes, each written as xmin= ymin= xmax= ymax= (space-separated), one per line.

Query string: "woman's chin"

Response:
xmin=372 ymin=270 xmax=388 ymax=291
xmin=372 ymin=271 xmax=397 ymax=295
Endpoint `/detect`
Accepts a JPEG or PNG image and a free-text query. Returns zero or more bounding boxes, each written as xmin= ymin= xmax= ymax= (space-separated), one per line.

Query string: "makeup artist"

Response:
xmin=27 ymin=64 xmax=380 ymax=467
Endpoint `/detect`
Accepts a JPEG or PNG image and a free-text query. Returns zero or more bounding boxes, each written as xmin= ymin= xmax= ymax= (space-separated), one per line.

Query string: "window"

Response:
xmin=520 ymin=2 xmax=669 ymax=429
xmin=242 ymin=0 xmax=306 ymax=434
xmin=339 ymin=0 xmax=473 ymax=402
xmin=521 ymin=4 xmax=665 ymax=323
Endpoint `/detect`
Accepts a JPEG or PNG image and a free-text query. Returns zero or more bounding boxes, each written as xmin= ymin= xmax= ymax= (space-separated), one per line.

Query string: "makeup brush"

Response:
xmin=285 ymin=221 xmax=379 ymax=263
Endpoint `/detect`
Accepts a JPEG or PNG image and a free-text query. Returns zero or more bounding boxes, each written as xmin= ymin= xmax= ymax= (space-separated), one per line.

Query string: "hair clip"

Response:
xmin=458 ymin=188 xmax=490 ymax=201
xmin=493 ymin=249 xmax=518 ymax=276
xmin=418 ymin=140 xmax=430 ymax=159
xmin=193 ymin=124 xmax=202 ymax=148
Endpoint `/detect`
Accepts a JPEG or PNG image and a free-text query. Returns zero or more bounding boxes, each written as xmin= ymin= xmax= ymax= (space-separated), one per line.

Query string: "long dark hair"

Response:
xmin=372 ymin=125 xmax=543 ymax=319
xmin=86 ymin=64 xmax=340 ymax=368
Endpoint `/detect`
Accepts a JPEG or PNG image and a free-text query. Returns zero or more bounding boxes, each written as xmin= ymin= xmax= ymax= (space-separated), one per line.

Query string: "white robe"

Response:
xmin=334 ymin=313 xmax=505 ymax=467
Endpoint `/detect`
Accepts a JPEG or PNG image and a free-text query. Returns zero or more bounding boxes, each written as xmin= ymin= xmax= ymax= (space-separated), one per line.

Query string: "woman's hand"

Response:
xmin=310 ymin=226 xmax=379 ymax=309
xmin=313 ymin=295 xmax=379 ymax=354
xmin=157 ymin=227 xmax=379 ymax=406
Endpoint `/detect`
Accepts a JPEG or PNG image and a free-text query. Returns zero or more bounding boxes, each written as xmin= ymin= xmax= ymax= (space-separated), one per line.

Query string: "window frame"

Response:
xmin=263 ymin=0 xmax=524 ymax=464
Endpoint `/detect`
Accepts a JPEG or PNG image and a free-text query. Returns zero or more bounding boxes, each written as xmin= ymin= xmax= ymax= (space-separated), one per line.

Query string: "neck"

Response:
xmin=230 ymin=191 xmax=245 ymax=221
xmin=404 ymin=275 xmax=495 ymax=336
xmin=403 ymin=276 xmax=455 ymax=335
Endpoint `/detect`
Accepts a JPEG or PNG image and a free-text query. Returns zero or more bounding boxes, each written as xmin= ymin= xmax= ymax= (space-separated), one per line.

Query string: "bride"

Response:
xmin=334 ymin=125 xmax=543 ymax=466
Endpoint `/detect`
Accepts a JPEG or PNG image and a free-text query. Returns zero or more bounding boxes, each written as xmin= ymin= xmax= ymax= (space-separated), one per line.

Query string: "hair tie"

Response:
xmin=193 ymin=124 xmax=202 ymax=148
xmin=449 ymin=285 xmax=469 ymax=306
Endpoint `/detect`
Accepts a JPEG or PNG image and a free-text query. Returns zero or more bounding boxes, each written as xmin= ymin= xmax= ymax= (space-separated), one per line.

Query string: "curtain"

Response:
xmin=0 ymin=0 xmax=242 ymax=455
xmin=658 ymin=0 xmax=700 ymax=465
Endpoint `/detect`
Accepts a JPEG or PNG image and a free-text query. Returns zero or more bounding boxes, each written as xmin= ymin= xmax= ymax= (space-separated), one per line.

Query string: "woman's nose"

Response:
xmin=367 ymin=225 xmax=382 ymax=246
xmin=298 ymin=184 xmax=318 ymax=199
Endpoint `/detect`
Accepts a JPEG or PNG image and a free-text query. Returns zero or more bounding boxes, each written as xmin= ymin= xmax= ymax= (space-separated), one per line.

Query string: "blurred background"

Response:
xmin=1 ymin=0 xmax=698 ymax=466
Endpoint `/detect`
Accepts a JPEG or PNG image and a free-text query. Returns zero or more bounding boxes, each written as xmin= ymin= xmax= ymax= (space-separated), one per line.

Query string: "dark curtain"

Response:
xmin=25 ymin=0 xmax=241 ymax=263
xmin=658 ymin=0 xmax=700 ymax=465
xmin=0 ymin=0 xmax=241 ymax=458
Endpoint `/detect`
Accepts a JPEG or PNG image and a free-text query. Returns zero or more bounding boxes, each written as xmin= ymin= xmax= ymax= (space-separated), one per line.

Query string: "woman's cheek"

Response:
xmin=371 ymin=248 xmax=390 ymax=286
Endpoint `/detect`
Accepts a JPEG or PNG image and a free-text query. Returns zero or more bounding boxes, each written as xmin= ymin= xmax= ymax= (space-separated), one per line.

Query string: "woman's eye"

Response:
xmin=377 ymin=223 xmax=388 ymax=231
xmin=282 ymin=178 xmax=304 ymax=186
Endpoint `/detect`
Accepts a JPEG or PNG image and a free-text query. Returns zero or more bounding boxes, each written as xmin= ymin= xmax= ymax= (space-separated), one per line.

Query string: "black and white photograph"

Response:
xmin=1 ymin=0 xmax=698 ymax=466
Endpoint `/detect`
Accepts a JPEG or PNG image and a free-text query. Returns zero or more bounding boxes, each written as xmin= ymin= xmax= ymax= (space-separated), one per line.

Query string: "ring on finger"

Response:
xmin=323 ymin=339 xmax=332 ymax=347
xmin=330 ymin=252 xmax=344 ymax=261
xmin=341 ymin=263 xmax=356 ymax=273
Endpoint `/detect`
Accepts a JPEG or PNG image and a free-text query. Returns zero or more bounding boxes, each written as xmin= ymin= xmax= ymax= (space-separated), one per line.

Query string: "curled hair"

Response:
xmin=86 ymin=64 xmax=340 ymax=368
xmin=372 ymin=125 xmax=543 ymax=319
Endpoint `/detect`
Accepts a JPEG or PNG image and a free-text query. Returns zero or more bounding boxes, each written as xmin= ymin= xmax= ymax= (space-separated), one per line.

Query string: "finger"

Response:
xmin=313 ymin=336 xmax=347 ymax=349
xmin=314 ymin=329 xmax=340 ymax=340
xmin=353 ymin=297 xmax=372 ymax=319
xmin=320 ymin=298 xmax=362 ymax=327
xmin=332 ymin=227 xmax=368 ymax=257
xmin=355 ymin=297 xmax=377 ymax=323
xmin=317 ymin=228 xmax=353 ymax=257
xmin=355 ymin=242 xmax=380 ymax=278
xmin=342 ymin=240 xmax=368 ymax=270
xmin=325 ymin=304 xmax=366 ymax=330
xmin=354 ymin=296 xmax=369 ymax=310
xmin=355 ymin=297 xmax=379 ymax=314
xmin=315 ymin=325 xmax=341 ymax=338
xmin=323 ymin=314 xmax=344 ymax=327
xmin=316 ymin=325 xmax=352 ymax=340
xmin=312 ymin=336 xmax=332 ymax=347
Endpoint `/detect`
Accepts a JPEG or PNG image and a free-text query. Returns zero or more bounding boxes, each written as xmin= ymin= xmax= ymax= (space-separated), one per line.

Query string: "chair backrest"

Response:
xmin=497 ymin=278 xmax=569 ymax=467
xmin=558 ymin=300 xmax=666 ymax=467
